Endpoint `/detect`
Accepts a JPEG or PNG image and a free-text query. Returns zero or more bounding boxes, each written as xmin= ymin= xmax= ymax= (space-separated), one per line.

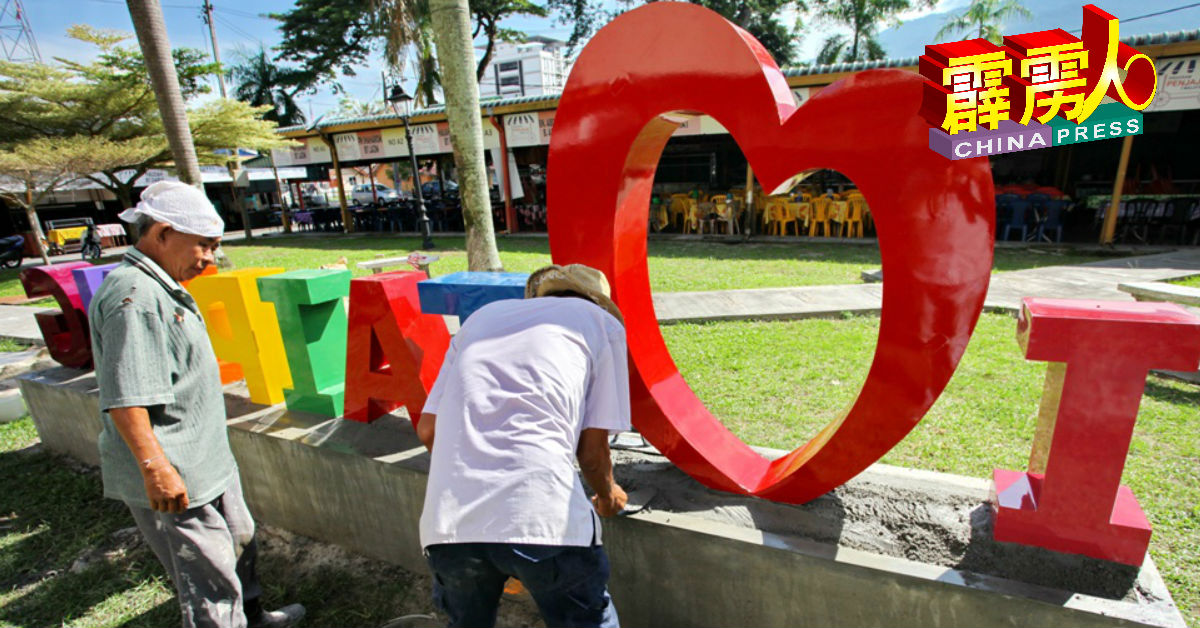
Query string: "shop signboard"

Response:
xmin=505 ymin=112 xmax=540 ymax=147
xmin=1145 ymin=55 xmax=1200 ymax=113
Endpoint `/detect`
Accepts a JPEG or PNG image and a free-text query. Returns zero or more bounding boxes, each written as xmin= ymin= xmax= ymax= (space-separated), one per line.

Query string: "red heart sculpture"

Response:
xmin=547 ymin=3 xmax=996 ymax=504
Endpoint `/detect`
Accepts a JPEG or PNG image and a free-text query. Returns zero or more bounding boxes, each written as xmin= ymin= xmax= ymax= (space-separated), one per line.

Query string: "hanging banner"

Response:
xmin=437 ymin=122 xmax=454 ymax=153
xmin=505 ymin=112 xmax=540 ymax=147
xmin=482 ymin=119 xmax=502 ymax=150
xmin=410 ymin=123 xmax=440 ymax=155
xmin=1145 ymin=55 xmax=1200 ymax=112
xmin=357 ymin=130 xmax=384 ymax=160
xmin=334 ymin=132 xmax=361 ymax=161
xmin=308 ymin=140 xmax=332 ymax=165
xmin=538 ymin=111 xmax=555 ymax=145
xmin=381 ymin=128 xmax=407 ymax=159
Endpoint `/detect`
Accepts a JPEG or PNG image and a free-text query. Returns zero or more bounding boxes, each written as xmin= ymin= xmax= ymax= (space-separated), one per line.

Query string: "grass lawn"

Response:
xmin=2 ymin=310 xmax=1196 ymax=625
xmin=664 ymin=312 xmax=1200 ymax=625
xmin=0 ymin=235 xmax=1126 ymax=300
xmin=1171 ymin=274 xmax=1200 ymax=288
xmin=0 ymin=418 xmax=463 ymax=628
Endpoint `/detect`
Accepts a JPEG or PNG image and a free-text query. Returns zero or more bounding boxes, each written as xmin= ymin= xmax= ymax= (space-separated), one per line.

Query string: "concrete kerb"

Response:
xmin=18 ymin=366 xmax=1187 ymax=628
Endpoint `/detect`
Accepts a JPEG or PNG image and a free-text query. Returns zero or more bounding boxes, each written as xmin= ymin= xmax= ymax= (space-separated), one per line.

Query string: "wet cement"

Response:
xmin=610 ymin=449 xmax=1148 ymax=603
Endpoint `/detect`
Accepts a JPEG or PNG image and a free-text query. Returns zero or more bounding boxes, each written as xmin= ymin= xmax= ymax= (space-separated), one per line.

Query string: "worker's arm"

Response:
xmin=108 ymin=406 xmax=189 ymax=514
xmin=577 ymin=428 xmax=627 ymax=516
xmin=417 ymin=412 xmax=437 ymax=451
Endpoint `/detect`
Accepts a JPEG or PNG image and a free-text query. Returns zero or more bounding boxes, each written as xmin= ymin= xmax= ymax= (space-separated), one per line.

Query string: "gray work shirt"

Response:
xmin=90 ymin=248 xmax=236 ymax=510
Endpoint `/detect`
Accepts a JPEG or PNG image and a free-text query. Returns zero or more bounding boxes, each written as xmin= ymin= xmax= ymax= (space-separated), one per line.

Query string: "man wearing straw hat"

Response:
xmin=89 ymin=181 xmax=304 ymax=628
xmin=417 ymin=264 xmax=631 ymax=628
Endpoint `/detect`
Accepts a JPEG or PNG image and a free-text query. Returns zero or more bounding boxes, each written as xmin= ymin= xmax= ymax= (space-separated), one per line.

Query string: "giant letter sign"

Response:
xmin=344 ymin=271 xmax=450 ymax=424
xmin=258 ymin=269 xmax=351 ymax=417
xmin=546 ymin=3 xmax=995 ymax=504
xmin=187 ymin=268 xmax=293 ymax=405
xmin=21 ymin=262 xmax=94 ymax=369
xmin=992 ymin=298 xmax=1200 ymax=565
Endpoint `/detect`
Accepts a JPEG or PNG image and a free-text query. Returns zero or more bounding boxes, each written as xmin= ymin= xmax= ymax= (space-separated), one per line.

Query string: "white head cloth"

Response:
xmin=118 ymin=181 xmax=224 ymax=238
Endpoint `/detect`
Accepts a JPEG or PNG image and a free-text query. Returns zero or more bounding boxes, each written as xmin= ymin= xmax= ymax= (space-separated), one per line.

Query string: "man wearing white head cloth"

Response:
xmin=89 ymin=181 xmax=304 ymax=628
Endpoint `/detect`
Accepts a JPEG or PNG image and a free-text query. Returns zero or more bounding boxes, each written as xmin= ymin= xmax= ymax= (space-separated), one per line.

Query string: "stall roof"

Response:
xmin=276 ymin=27 xmax=1200 ymax=139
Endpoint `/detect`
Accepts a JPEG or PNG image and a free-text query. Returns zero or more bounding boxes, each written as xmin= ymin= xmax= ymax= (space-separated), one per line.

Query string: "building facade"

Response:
xmin=478 ymin=37 xmax=569 ymax=99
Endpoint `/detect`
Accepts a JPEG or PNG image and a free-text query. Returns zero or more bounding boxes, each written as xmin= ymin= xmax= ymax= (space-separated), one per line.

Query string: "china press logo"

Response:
xmin=920 ymin=4 xmax=1157 ymax=160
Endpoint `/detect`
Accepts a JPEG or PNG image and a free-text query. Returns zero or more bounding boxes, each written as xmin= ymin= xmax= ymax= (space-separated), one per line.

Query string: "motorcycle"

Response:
xmin=81 ymin=224 xmax=102 ymax=261
xmin=0 ymin=234 xmax=24 ymax=269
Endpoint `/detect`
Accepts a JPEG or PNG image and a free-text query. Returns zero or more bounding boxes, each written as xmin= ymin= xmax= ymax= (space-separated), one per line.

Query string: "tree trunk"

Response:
xmin=24 ymin=189 xmax=50 ymax=266
xmin=126 ymin=0 xmax=204 ymax=187
xmin=428 ymin=0 xmax=502 ymax=271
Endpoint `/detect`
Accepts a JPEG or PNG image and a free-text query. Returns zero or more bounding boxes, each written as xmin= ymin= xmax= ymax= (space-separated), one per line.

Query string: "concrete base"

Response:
xmin=19 ymin=366 xmax=1187 ymax=628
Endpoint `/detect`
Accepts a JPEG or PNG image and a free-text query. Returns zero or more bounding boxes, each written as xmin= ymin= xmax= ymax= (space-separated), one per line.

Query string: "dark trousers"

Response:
xmin=425 ymin=542 xmax=620 ymax=628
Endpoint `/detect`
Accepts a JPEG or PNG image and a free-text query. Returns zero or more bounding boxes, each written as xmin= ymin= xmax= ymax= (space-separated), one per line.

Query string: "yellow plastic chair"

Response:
xmin=650 ymin=203 xmax=670 ymax=233
xmin=669 ymin=194 xmax=691 ymax=230
xmin=683 ymin=200 xmax=704 ymax=234
xmin=715 ymin=200 xmax=740 ymax=234
xmin=809 ymin=196 xmax=832 ymax=237
xmin=843 ymin=195 xmax=867 ymax=238
xmin=786 ymin=202 xmax=808 ymax=236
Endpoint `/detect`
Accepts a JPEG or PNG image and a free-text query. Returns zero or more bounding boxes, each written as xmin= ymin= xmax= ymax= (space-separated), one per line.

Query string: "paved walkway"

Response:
xmin=3 ymin=248 xmax=1199 ymax=345
xmin=653 ymin=249 xmax=1200 ymax=323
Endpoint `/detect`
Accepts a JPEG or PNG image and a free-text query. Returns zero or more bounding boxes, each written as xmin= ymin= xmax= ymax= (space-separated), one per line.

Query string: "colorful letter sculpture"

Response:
xmin=417 ymin=271 xmax=529 ymax=322
xmin=257 ymin=269 xmax=351 ymax=417
xmin=181 ymin=265 xmax=241 ymax=384
xmin=186 ymin=268 xmax=293 ymax=405
xmin=991 ymin=298 xmax=1200 ymax=565
xmin=546 ymin=3 xmax=995 ymax=504
xmin=20 ymin=262 xmax=94 ymax=369
xmin=71 ymin=263 xmax=119 ymax=311
xmin=344 ymin=271 xmax=450 ymax=424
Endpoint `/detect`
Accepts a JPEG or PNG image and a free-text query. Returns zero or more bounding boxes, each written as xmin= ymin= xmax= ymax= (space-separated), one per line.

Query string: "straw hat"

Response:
xmin=525 ymin=264 xmax=623 ymax=324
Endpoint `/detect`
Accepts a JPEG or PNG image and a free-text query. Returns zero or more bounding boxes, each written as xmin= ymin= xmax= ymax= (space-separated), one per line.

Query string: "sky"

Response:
xmin=18 ymin=0 xmax=1200 ymax=120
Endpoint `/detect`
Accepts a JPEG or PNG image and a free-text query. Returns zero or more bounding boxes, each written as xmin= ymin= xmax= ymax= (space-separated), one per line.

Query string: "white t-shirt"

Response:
xmin=419 ymin=297 xmax=631 ymax=548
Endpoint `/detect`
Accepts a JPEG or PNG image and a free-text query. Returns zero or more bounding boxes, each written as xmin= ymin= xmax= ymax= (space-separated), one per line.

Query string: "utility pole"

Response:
xmin=199 ymin=0 xmax=249 ymax=237
xmin=200 ymin=0 xmax=226 ymax=97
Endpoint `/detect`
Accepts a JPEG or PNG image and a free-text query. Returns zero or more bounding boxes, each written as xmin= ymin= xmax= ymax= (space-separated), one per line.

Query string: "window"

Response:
xmin=500 ymin=75 xmax=521 ymax=86
xmin=498 ymin=61 xmax=519 ymax=72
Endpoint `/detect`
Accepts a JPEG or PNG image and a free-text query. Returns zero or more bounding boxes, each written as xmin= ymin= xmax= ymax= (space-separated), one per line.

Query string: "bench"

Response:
xmin=1117 ymin=281 xmax=1200 ymax=307
xmin=356 ymin=254 xmax=440 ymax=276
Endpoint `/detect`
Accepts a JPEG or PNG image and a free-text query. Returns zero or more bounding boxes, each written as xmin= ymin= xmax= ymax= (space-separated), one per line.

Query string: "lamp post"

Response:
xmin=387 ymin=84 xmax=435 ymax=250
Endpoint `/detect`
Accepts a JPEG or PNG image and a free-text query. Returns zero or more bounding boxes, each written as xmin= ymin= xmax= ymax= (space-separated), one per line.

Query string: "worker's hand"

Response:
xmin=142 ymin=459 xmax=189 ymax=514
xmin=592 ymin=483 xmax=628 ymax=517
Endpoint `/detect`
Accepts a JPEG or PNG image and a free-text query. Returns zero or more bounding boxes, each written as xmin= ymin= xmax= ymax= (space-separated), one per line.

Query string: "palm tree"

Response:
xmin=381 ymin=0 xmax=501 ymax=271
xmin=811 ymin=0 xmax=932 ymax=65
xmin=230 ymin=47 xmax=306 ymax=127
xmin=935 ymin=0 xmax=1032 ymax=44
xmin=125 ymin=0 xmax=203 ymax=186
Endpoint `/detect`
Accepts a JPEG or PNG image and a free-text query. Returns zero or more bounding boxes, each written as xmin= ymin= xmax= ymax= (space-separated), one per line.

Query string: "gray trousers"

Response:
xmin=128 ymin=473 xmax=262 ymax=628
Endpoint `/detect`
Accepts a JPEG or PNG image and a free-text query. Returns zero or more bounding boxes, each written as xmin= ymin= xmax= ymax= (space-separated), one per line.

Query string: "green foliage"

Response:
xmin=810 ymin=0 xmax=934 ymax=64
xmin=270 ymin=0 xmax=387 ymax=94
xmin=545 ymin=0 xmax=805 ymax=66
xmin=1171 ymin=274 xmax=1200 ymax=288
xmin=271 ymin=0 xmax=546 ymax=98
xmin=0 ymin=25 xmax=291 ymax=207
xmin=935 ymin=0 xmax=1032 ymax=44
xmin=229 ymin=47 xmax=307 ymax=127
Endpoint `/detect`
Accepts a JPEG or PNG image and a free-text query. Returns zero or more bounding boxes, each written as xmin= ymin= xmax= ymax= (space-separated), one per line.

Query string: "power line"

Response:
xmin=1067 ymin=2 xmax=1200 ymax=33
xmin=213 ymin=14 xmax=260 ymax=45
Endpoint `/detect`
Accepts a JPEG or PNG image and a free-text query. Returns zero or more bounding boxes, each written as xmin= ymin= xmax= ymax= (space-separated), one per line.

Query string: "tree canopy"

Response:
xmin=935 ymin=0 xmax=1031 ymax=44
xmin=0 ymin=25 xmax=291 ymax=209
xmin=810 ymin=0 xmax=934 ymax=65
xmin=271 ymin=0 xmax=546 ymax=101
xmin=229 ymin=46 xmax=308 ymax=127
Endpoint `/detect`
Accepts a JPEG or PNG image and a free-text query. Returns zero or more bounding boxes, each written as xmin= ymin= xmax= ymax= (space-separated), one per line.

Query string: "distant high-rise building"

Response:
xmin=0 ymin=0 xmax=41 ymax=63
xmin=478 ymin=36 xmax=570 ymax=99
